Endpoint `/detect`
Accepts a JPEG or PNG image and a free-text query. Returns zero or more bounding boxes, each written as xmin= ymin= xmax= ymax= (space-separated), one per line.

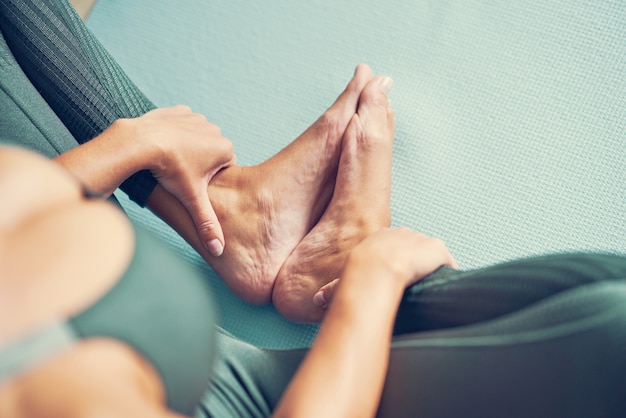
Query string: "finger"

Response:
xmin=447 ymin=254 xmax=459 ymax=270
xmin=187 ymin=190 xmax=226 ymax=257
xmin=171 ymin=104 xmax=193 ymax=113
xmin=411 ymin=237 xmax=456 ymax=281
xmin=313 ymin=278 xmax=340 ymax=309
xmin=432 ymin=238 xmax=458 ymax=270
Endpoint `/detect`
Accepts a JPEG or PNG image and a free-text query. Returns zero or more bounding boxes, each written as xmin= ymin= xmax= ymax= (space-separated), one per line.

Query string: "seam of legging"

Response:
xmin=0 ymin=82 xmax=69 ymax=156
xmin=390 ymin=296 xmax=623 ymax=349
xmin=410 ymin=255 xmax=624 ymax=292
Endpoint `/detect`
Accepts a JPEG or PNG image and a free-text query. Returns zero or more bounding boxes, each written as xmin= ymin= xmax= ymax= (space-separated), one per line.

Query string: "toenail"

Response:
xmin=380 ymin=77 xmax=393 ymax=96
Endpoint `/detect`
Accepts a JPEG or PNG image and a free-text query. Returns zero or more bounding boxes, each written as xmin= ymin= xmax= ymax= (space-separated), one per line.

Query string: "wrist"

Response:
xmin=53 ymin=119 xmax=158 ymax=198
xmin=110 ymin=118 xmax=162 ymax=173
xmin=332 ymin=263 xmax=406 ymax=318
xmin=342 ymin=254 xmax=408 ymax=298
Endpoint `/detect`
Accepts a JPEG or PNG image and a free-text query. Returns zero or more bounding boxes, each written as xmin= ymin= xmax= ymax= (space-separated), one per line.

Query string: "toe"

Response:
xmin=312 ymin=65 xmax=375 ymax=145
xmin=359 ymin=76 xmax=393 ymax=109
xmin=327 ymin=64 xmax=374 ymax=114
xmin=356 ymin=76 xmax=395 ymax=142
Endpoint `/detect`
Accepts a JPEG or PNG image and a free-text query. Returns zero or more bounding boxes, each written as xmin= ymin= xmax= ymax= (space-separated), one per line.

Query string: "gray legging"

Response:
xmin=2 ymin=2 xmax=624 ymax=417
xmin=203 ymin=253 xmax=626 ymax=418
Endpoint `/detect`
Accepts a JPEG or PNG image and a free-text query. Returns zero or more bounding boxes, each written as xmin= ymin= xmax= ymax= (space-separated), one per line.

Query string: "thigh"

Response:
xmin=200 ymin=254 xmax=626 ymax=417
xmin=381 ymin=255 xmax=626 ymax=418
xmin=394 ymin=252 xmax=626 ymax=334
xmin=0 ymin=0 xmax=157 ymax=205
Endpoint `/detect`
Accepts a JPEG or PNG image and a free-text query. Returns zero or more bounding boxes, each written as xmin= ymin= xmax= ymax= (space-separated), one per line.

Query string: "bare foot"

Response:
xmin=272 ymin=75 xmax=395 ymax=322
xmin=206 ymin=64 xmax=374 ymax=304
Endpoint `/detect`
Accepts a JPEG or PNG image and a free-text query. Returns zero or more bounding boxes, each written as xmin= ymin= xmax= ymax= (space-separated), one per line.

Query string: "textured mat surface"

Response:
xmin=88 ymin=0 xmax=626 ymax=348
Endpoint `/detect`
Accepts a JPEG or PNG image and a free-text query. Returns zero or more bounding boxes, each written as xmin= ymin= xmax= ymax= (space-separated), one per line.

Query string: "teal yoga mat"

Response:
xmin=87 ymin=0 xmax=626 ymax=349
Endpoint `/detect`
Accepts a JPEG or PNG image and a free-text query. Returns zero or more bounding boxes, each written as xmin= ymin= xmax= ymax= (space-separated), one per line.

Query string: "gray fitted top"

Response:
xmin=0 ymin=223 xmax=217 ymax=416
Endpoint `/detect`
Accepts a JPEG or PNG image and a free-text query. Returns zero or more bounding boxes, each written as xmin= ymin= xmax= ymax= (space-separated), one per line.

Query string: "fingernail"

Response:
xmin=206 ymin=239 xmax=224 ymax=257
xmin=380 ymin=77 xmax=393 ymax=96
xmin=313 ymin=290 xmax=327 ymax=308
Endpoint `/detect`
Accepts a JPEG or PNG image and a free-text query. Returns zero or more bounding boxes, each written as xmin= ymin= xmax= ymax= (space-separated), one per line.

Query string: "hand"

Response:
xmin=313 ymin=227 xmax=458 ymax=308
xmin=129 ymin=105 xmax=235 ymax=256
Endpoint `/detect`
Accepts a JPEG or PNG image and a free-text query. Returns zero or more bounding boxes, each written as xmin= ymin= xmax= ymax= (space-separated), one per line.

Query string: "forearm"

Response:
xmin=53 ymin=119 xmax=157 ymax=197
xmin=274 ymin=228 xmax=456 ymax=417
xmin=274 ymin=271 xmax=404 ymax=418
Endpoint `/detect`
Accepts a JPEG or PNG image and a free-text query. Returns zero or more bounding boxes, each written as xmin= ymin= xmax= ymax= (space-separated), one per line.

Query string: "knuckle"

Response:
xmin=207 ymin=123 xmax=221 ymax=135
xmin=175 ymin=104 xmax=192 ymax=112
xmin=193 ymin=112 xmax=208 ymax=122
xmin=394 ymin=227 xmax=413 ymax=239
xmin=197 ymin=219 xmax=216 ymax=233
xmin=221 ymin=138 xmax=235 ymax=155
xmin=428 ymin=237 xmax=447 ymax=251
xmin=406 ymin=229 xmax=428 ymax=240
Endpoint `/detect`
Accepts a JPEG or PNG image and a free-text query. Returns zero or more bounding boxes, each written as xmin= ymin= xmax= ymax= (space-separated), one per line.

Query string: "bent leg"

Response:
xmin=381 ymin=276 xmax=626 ymax=417
xmin=381 ymin=252 xmax=626 ymax=416
xmin=198 ymin=253 xmax=626 ymax=417
xmin=0 ymin=0 xmax=157 ymax=205
xmin=394 ymin=252 xmax=626 ymax=334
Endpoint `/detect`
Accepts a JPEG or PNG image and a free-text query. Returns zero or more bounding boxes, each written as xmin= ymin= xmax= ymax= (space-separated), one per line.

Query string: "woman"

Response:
xmin=2 ymin=148 xmax=625 ymax=417
xmin=1 ymin=1 xmax=625 ymax=416
xmin=1 ymin=66 xmax=447 ymax=416
xmin=2 ymin=69 xmax=626 ymax=418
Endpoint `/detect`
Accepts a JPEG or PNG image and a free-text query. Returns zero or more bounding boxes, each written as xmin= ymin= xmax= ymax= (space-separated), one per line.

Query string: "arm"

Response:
xmin=273 ymin=228 xmax=457 ymax=418
xmin=0 ymin=147 xmax=191 ymax=418
xmin=53 ymin=118 xmax=155 ymax=198
xmin=53 ymin=106 xmax=235 ymax=255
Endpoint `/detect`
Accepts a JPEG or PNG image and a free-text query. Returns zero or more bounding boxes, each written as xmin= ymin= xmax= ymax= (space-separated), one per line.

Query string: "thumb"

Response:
xmin=187 ymin=190 xmax=225 ymax=257
xmin=313 ymin=278 xmax=340 ymax=309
